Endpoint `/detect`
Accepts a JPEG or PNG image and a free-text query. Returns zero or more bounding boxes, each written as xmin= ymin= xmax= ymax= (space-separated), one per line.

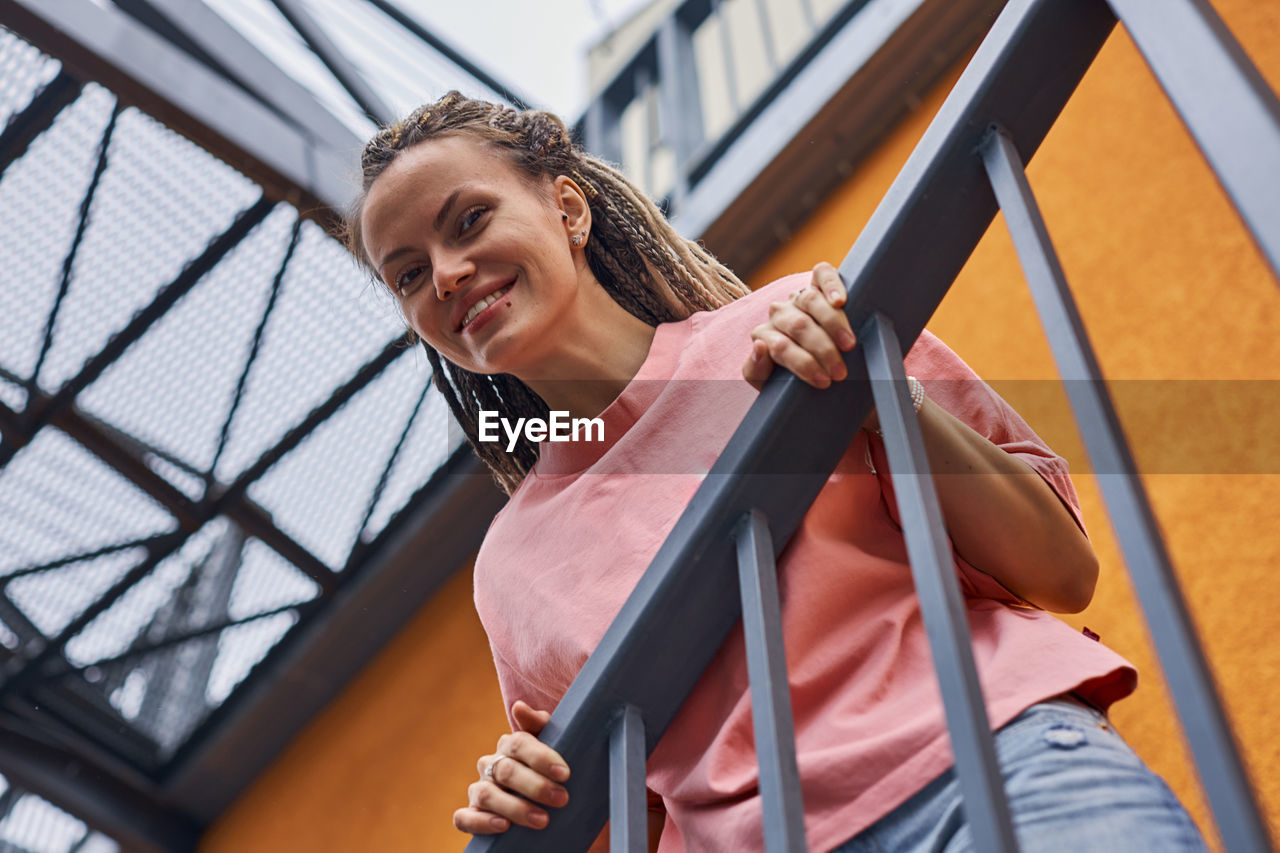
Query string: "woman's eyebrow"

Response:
xmin=377 ymin=185 xmax=473 ymax=273
xmin=433 ymin=186 xmax=470 ymax=232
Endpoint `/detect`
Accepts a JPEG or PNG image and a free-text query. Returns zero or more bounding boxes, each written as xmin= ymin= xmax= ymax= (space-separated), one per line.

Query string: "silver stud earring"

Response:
xmin=571 ymin=232 xmax=585 ymax=247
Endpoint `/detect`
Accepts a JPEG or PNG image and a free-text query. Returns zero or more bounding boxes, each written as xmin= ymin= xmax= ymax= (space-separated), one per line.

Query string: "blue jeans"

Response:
xmin=831 ymin=697 xmax=1209 ymax=853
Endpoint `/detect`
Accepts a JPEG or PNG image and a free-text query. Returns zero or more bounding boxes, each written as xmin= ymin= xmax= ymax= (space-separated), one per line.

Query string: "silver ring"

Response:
xmin=484 ymin=754 xmax=511 ymax=781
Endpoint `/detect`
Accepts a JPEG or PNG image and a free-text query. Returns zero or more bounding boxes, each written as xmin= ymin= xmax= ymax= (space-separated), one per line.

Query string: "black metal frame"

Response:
xmin=0 ymin=3 xmax=523 ymax=849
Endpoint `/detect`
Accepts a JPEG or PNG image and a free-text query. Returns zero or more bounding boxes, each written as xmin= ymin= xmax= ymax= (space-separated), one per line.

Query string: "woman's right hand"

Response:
xmin=453 ymin=700 xmax=572 ymax=835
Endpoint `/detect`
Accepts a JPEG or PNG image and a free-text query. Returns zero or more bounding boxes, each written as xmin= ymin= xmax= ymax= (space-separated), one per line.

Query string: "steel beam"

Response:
xmin=0 ymin=727 xmax=199 ymax=853
xmin=268 ymin=0 xmax=394 ymax=125
xmin=213 ymin=337 xmax=405 ymax=511
xmin=0 ymin=0 xmax=357 ymax=214
xmin=164 ymin=449 xmax=504 ymax=822
xmin=123 ymin=0 xmax=362 ymax=151
xmin=24 ymin=196 xmax=274 ymax=434
xmin=1106 ymin=0 xmax=1280 ymax=280
xmin=209 ymin=218 xmax=300 ymax=478
xmin=2 ymin=392 xmax=337 ymax=591
xmin=363 ymin=0 xmax=532 ymax=110
xmin=31 ymin=104 xmax=120 ymax=390
xmin=0 ymin=70 xmax=82 ymax=180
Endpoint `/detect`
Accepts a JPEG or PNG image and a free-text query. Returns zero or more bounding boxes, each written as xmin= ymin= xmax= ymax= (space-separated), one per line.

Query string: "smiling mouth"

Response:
xmin=460 ymin=283 xmax=514 ymax=330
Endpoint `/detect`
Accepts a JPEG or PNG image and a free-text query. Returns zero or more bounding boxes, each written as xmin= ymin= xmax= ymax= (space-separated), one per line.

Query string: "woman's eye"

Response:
xmin=395 ymin=266 xmax=425 ymax=295
xmin=459 ymin=206 xmax=486 ymax=234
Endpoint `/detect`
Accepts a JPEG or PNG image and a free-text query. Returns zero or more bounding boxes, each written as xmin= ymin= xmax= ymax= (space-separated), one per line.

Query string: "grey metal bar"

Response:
xmin=363 ymin=0 xmax=531 ymax=110
xmin=0 ymin=727 xmax=200 ymax=853
xmin=268 ymin=0 xmax=394 ymax=125
xmin=980 ymin=126 xmax=1272 ymax=852
xmin=797 ymin=0 xmax=817 ymax=31
xmin=584 ymin=90 xmax=624 ymax=164
xmin=1106 ymin=0 xmax=1280 ymax=280
xmin=0 ymin=530 xmax=188 ymax=701
xmin=30 ymin=102 xmax=120 ymax=389
xmin=711 ymin=0 xmax=741 ymax=113
xmin=38 ymin=602 xmax=301 ymax=681
xmin=0 ymin=0 xmax=357 ymax=211
xmin=861 ymin=312 xmax=1018 ymax=853
xmin=350 ymin=379 xmax=431 ymax=557
xmin=634 ymin=64 xmax=652 ymax=196
xmin=657 ymin=12 xmax=704 ymax=209
xmin=209 ymin=217 xmax=301 ymax=479
xmin=753 ymin=0 xmax=779 ymax=72
xmin=131 ymin=0 xmax=361 ymax=150
xmin=24 ymin=196 xmax=274 ymax=432
xmin=609 ymin=704 xmax=647 ymax=853
xmin=0 ymin=70 xmax=81 ymax=180
xmin=734 ymin=510 xmax=806 ymax=853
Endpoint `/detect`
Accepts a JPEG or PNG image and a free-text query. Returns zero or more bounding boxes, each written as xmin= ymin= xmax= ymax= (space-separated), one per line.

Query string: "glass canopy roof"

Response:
xmin=0 ymin=2 xmax=523 ymax=847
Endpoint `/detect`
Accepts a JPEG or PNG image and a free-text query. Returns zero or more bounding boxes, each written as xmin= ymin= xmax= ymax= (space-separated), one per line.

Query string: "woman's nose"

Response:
xmin=433 ymin=251 xmax=474 ymax=300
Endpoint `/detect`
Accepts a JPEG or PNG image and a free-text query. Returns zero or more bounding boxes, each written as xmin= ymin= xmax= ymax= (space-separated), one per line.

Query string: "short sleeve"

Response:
xmin=490 ymin=642 xmax=561 ymax=731
xmin=870 ymin=329 xmax=1088 ymax=607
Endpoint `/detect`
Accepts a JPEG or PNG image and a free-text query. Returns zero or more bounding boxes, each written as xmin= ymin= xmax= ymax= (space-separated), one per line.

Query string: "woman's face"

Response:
xmin=360 ymin=135 xmax=587 ymax=377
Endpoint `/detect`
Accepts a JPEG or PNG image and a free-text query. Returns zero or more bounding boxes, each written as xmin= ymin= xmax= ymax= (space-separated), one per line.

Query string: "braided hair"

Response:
xmin=343 ymin=91 xmax=749 ymax=494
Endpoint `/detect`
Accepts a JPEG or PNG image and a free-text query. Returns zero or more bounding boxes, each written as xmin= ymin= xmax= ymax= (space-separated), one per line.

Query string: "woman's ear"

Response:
xmin=553 ymin=174 xmax=591 ymax=246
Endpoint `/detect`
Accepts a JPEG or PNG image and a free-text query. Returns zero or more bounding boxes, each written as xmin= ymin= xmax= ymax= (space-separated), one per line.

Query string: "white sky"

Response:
xmin=397 ymin=0 xmax=653 ymax=119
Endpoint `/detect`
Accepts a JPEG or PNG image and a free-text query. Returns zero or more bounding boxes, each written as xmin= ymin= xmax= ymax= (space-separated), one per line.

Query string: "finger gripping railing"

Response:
xmin=465 ymin=0 xmax=1279 ymax=849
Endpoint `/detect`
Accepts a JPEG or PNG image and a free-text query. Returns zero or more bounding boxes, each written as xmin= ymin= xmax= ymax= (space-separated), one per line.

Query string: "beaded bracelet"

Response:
xmin=907 ymin=375 xmax=925 ymax=413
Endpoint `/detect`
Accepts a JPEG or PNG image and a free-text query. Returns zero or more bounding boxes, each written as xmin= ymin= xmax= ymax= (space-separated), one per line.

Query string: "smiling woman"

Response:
xmin=344 ymin=92 xmax=748 ymax=493
xmin=339 ymin=92 xmax=1207 ymax=853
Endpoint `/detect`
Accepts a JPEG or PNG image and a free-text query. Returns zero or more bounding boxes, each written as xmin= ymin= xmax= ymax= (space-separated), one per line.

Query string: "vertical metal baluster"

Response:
xmin=657 ymin=12 xmax=704 ymax=211
xmin=633 ymin=64 xmax=652 ymax=197
xmin=861 ymin=313 xmax=1018 ymax=853
xmin=610 ymin=704 xmax=647 ymax=853
xmin=796 ymin=0 xmax=816 ymax=33
xmin=711 ymin=0 xmax=742 ymax=115
xmin=584 ymin=90 xmax=623 ymax=164
xmin=753 ymin=0 xmax=779 ymax=74
xmin=981 ymin=126 xmax=1272 ymax=853
xmin=1105 ymin=0 xmax=1280 ymax=280
xmin=735 ymin=510 xmax=807 ymax=852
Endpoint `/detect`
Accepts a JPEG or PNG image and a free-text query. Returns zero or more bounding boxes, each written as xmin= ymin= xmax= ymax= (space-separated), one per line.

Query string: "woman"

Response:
xmin=344 ymin=92 xmax=1207 ymax=852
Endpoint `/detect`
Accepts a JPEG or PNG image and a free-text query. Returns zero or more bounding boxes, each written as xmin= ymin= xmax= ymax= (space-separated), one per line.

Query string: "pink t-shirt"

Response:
xmin=473 ymin=273 xmax=1137 ymax=852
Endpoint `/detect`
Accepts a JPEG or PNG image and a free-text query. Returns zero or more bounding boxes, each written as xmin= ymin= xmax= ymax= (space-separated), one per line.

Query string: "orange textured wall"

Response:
xmin=751 ymin=1 xmax=1280 ymax=847
xmin=198 ymin=561 xmax=507 ymax=853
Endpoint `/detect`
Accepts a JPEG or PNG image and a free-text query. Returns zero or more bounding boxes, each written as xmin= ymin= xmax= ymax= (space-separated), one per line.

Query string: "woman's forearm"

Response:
xmin=905 ymin=398 xmax=1099 ymax=613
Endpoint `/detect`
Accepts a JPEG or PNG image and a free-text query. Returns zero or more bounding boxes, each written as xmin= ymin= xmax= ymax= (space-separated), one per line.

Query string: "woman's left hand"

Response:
xmin=743 ymin=261 xmax=857 ymax=391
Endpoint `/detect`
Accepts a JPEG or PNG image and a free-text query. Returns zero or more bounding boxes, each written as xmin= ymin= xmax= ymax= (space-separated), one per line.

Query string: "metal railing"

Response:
xmin=467 ymin=0 xmax=1279 ymax=850
xmin=584 ymin=0 xmax=863 ymax=209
